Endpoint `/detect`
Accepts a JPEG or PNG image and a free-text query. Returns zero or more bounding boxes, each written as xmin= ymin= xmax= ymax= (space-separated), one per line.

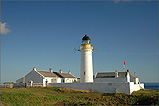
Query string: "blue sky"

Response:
xmin=1 ymin=1 xmax=158 ymax=83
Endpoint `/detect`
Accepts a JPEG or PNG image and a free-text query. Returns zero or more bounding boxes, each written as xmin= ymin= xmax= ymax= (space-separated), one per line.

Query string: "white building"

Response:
xmin=16 ymin=67 xmax=77 ymax=86
xmin=94 ymin=70 xmax=139 ymax=84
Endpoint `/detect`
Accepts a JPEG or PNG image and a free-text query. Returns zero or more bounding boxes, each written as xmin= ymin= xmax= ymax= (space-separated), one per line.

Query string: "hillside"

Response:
xmin=1 ymin=87 xmax=158 ymax=105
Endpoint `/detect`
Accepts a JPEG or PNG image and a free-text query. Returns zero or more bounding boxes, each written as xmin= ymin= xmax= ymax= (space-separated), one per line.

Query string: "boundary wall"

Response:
xmin=49 ymin=82 xmax=144 ymax=94
xmin=0 ymin=82 xmax=144 ymax=94
xmin=49 ymin=82 xmax=132 ymax=94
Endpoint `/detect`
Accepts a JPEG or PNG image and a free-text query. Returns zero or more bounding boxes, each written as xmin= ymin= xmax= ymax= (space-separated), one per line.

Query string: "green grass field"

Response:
xmin=1 ymin=87 xmax=158 ymax=105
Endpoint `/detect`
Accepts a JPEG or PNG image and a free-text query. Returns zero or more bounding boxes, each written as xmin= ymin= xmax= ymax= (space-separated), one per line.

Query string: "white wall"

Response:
xmin=57 ymin=78 xmax=61 ymax=83
xmin=94 ymin=77 xmax=127 ymax=83
xmin=43 ymin=77 xmax=52 ymax=86
xmin=135 ymin=78 xmax=139 ymax=84
xmin=41 ymin=78 xmax=77 ymax=85
xmin=140 ymin=83 xmax=144 ymax=89
xmin=129 ymin=82 xmax=144 ymax=94
xmin=43 ymin=77 xmax=61 ymax=83
xmin=49 ymin=82 xmax=132 ymax=94
xmin=66 ymin=78 xmax=77 ymax=83
xmin=43 ymin=77 xmax=62 ymax=86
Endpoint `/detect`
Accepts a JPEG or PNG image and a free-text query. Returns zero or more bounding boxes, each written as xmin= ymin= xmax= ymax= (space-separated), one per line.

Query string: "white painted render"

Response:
xmin=43 ymin=77 xmax=57 ymax=86
xmin=80 ymin=48 xmax=93 ymax=83
xmin=64 ymin=78 xmax=77 ymax=83
xmin=135 ymin=78 xmax=139 ymax=84
xmin=43 ymin=77 xmax=59 ymax=83
xmin=43 ymin=78 xmax=77 ymax=86
xmin=49 ymin=82 xmax=144 ymax=94
xmin=129 ymin=82 xmax=144 ymax=93
xmin=126 ymin=72 xmax=130 ymax=82
xmin=57 ymin=78 xmax=62 ymax=83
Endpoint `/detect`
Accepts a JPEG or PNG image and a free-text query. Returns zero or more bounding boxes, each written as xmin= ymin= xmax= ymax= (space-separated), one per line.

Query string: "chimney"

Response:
xmin=126 ymin=71 xmax=130 ymax=82
xmin=115 ymin=70 xmax=118 ymax=78
xmin=59 ymin=69 xmax=62 ymax=73
xmin=49 ymin=68 xmax=53 ymax=72
xmin=33 ymin=67 xmax=36 ymax=71
xmin=68 ymin=70 xmax=71 ymax=74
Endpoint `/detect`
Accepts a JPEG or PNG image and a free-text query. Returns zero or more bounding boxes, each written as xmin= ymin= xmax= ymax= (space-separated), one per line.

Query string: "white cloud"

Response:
xmin=0 ymin=22 xmax=11 ymax=35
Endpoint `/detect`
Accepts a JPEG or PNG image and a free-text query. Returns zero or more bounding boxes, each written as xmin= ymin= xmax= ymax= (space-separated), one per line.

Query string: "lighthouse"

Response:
xmin=80 ymin=35 xmax=93 ymax=83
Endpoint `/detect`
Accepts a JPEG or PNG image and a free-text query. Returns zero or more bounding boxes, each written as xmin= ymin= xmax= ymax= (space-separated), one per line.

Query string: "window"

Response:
xmin=108 ymin=83 xmax=112 ymax=86
xmin=51 ymin=79 xmax=56 ymax=83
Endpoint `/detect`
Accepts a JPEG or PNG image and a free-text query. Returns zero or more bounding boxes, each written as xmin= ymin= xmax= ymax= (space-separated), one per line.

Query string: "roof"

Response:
xmin=95 ymin=72 xmax=127 ymax=78
xmin=37 ymin=71 xmax=58 ymax=77
xmin=95 ymin=72 xmax=115 ymax=78
xmin=37 ymin=71 xmax=76 ymax=78
xmin=82 ymin=35 xmax=90 ymax=40
xmin=54 ymin=72 xmax=76 ymax=78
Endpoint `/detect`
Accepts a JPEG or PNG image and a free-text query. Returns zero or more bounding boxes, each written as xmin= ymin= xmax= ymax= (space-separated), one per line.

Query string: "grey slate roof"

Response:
xmin=37 ymin=71 xmax=76 ymax=78
xmin=54 ymin=72 xmax=76 ymax=78
xmin=95 ymin=72 xmax=127 ymax=78
xmin=95 ymin=72 xmax=115 ymax=78
xmin=118 ymin=72 xmax=127 ymax=78
xmin=37 ymin=71 xmax=58 ymax=77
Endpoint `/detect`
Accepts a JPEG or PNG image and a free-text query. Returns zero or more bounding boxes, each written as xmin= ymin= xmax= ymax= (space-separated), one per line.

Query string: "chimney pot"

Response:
xmin=115 ymin=70 xmax=118 ymax=78
xmin=33 ymin=67 xmax=36 ymax=71
xmin=49 ymin=68 xmax=53 ymax=72
xmin=68 ymin=70 xmax=71 ymax=74
xmin=59 ymin=69 xmax=62 ymax=73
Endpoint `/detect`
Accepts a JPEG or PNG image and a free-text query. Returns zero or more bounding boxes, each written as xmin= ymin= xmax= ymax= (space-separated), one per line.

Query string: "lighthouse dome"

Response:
xmin=82 ymin=35 xmax=91 ymax=44
xmin=82 ymin=35 xmax=91 ymax=40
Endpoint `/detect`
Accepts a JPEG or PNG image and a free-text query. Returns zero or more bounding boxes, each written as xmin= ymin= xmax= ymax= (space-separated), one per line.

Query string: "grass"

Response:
xmin=0 ymin=87 xmax=159 ymax=105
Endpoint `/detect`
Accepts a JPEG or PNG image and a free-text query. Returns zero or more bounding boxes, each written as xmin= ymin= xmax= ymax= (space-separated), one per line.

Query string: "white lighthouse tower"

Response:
xmin=80 ymin=35 xmax=93 ymax=83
